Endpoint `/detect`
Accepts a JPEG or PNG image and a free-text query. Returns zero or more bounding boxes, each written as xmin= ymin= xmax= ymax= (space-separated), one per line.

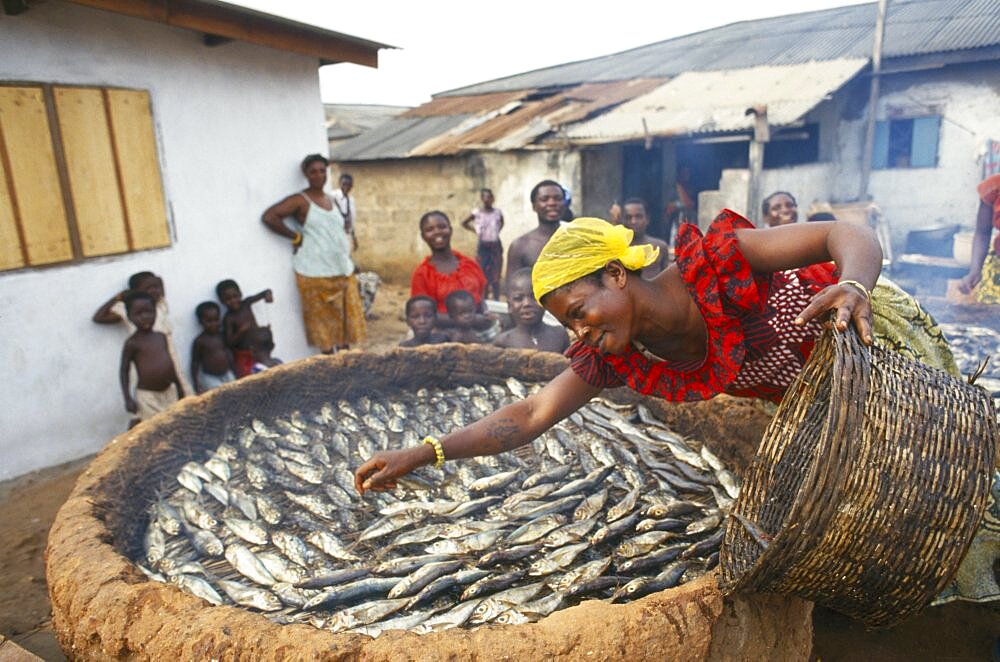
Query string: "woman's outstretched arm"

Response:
xmin=355 ymin=367 xmax=601 ymax=493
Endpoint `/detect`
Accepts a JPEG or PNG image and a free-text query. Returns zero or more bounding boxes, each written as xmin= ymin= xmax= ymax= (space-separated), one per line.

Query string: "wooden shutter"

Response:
xmin=54 ymin=87 xmax=129 ymax=257
xmin=910 ymin=116 xmax=940 ymax=168
xmin=0 ymin=86 xmax=73 ymax=268
xmin=106 ymin=89 xmax=170 ymax=250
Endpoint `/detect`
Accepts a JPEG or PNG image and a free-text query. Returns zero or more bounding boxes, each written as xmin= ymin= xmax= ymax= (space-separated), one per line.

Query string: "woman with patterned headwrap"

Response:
xmin=356 ymin=210 xmax=997 ymax=604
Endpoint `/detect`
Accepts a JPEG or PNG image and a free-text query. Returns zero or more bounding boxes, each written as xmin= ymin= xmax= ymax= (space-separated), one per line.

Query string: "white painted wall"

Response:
xmin=699 ymin=62 xmax=1000 ymax=251
xmin=0 ymin=3 xmax=335 ymax=479
xmin=866 ymin=64 xmax=1000 ymax=246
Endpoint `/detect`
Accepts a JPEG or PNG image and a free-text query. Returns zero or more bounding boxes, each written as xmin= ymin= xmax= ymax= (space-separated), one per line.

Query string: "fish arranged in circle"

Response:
xmin=137 ymin=379 xmax=740 ymax=636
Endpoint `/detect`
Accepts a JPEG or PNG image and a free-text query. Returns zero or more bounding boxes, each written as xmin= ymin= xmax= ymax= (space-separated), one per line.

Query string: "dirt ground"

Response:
xmin=2 ymin=282 xmax=998 ymax=660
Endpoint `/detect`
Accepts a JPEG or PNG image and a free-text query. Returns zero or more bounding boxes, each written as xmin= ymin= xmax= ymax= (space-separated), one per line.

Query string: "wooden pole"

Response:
xmin=746 ymin=105 xmax=769 ymax=222
xmin=858 ymin=0 xmax=890 ymax=201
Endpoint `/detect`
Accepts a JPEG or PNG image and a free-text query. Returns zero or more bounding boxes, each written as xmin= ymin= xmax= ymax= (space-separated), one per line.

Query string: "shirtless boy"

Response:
xmin=216 ymin=279 xmax=273 ymax=377
xmin=120 ymin=292 xmax=183 ymax=421
xmin=505 ymin=180 xmax=566 ymax=290
xmin=444 ymin=290 xmax=492 ymax=344
xmin=399 ymin=295 xmax=449 ymax=348
xmin=191 ymin=301 xmax=234 ymax=393
xmin=621 ymin=198 xmax=672 ymax=278
xmin=494 ymin=268 xmax=569 ymax=353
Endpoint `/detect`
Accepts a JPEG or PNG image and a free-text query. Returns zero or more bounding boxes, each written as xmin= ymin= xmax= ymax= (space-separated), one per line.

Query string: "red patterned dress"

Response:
xmin=566 ymin=210 xmax=838 ymax=403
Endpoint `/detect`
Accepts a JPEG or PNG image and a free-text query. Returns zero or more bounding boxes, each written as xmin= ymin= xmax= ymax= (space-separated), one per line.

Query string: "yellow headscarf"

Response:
xmin=531 ymin=217 xmax=660 ymax=301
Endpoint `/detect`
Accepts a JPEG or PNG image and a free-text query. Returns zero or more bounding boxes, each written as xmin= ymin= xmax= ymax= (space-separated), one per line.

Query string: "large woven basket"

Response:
xmin=719 ymin=326 xmax=998 ymax=628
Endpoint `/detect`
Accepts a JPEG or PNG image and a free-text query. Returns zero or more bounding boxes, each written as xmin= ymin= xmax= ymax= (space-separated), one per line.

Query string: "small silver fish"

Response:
xmin=216 ymin=579 xmax=282 ymax=611
xmin=204 ymin=457 xmax=231 ymax=482
xmin=256 ymin=552 xmax=307 ymax=584
xmin=223 ymin=517 xmax=269 ymax=546
xmin=227 ymin=487 xmax=258 ymax=521
xmin=182 ymin=461 xmax=213 ymax=482
xmin=176 ymin=470 xmax=203 ymax=495
xmin=467 ymin=469 xmax=521 ymax=494
xmin=606 ymin=487 xmax=641 ymax=523
xmin=225 ymin=543 xmax=277 ymax=585
xmin=616 ymin=531 xmax=675 ymax=559
xmin=144 ymin=522 xmax=165 ymax=566
xmin=528 ymin=541 xmax=589 ymax=576
xmin=573 ymin=487 xmax=609 ymax=521
xmin=180 ymin=499 xmax=216 ymax=530
xmin=171 ymin=574 xmax=222 ymax=605
xmin=271 ymin=531 xmax=311 ymax=567
xmin=306 ymin=531 xmax=361 ymax=562
xmin=153 ymin=501 xmax=182 ymax=536
xmin=255 ymin=493 xmax=282 ymax=525
xmin=283 ymin=491 xmax=336 ymax=520
xmin=203 ymin=481 xmax=229 ymax=506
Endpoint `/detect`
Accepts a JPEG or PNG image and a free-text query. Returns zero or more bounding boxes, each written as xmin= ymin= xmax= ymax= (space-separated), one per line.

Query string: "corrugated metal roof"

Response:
xmin=438 ymin=0 xmax=1000 ymax=97
xmin=325 ymin=104 xmax=410 ymax=140
xmin=564 ymin=59 xmax=869 ymax=143
xmin=333 ymin=79 xmax=665 ymax=160
xmin=329 ymin=114 xmax=472 ymax=161
xmin=401 ymin=91 xmax=531 ymax=117
xmin=411 ymin=79 xmax=665 ymax=156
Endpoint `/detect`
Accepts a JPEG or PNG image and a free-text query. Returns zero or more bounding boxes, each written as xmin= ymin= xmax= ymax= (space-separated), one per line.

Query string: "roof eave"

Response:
xmin=881 ymin=44 xmax=1000 ymax=74
xmin=62 ymin=0 xmax=393 ymax=67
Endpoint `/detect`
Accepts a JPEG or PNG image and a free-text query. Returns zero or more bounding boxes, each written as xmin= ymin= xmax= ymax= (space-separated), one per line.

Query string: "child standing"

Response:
xmin=120 ymin=292 xmax=183 ymax=421
xmin=190 ymin=301 xmax=234 ymax=393
xmin=248 ymin=327 xmax=283 ymax=374
xmin=494 ymin=268 xmax=570 ymax=353
xmin=216 ymin=279 xmax=273 ymax=377
xmin=399 ymin=295 xmax=449 ymax=348
xmin=461 ymin=188 xmax=504 ymax=300
xmin=94 ymin=271 xmax=191 ymax=397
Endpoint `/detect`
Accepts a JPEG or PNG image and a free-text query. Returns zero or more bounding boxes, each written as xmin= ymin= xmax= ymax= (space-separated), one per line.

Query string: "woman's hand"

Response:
xmin=794 ymin=281 xmax=874 ymax=344
xmin=355 ymin=446 xmax=431 ymax=494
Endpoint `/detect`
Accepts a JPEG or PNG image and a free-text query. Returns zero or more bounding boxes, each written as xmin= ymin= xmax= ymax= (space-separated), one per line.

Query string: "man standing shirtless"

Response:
xmin=504 ymin=180 xmax=566 ymax=291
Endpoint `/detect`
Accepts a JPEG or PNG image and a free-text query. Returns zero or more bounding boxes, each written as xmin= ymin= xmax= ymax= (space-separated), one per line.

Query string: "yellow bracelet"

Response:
xmin=291 ymin=232 xmax=303 ymax=247
xmin=423 ymin=435 xmax=445 ymax=469
xmin=838 ymin=279 xmax=871 ymax=302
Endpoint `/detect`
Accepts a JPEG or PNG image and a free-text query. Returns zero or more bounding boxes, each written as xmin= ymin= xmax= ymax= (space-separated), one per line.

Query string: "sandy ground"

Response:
xmin=1 ymin=282 xmax=997 ymax=660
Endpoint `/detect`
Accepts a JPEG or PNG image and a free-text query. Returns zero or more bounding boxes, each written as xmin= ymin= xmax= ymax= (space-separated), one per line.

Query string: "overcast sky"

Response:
xmin=232 ymin=0 xmax=874 ymax=107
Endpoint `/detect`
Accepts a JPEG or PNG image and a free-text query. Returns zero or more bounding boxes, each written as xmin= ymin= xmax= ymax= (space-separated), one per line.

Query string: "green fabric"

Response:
xmin=870 ymin=277 xmax=960 ymax=377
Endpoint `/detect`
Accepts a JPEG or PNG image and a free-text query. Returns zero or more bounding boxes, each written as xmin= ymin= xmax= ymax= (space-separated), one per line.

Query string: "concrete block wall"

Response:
xmin=335 ymin=150 xmax=581 ymax=283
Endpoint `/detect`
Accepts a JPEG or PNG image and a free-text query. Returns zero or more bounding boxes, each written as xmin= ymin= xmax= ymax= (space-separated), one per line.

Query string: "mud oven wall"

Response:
xmin=46 ymin=346 xmax=812 ymax=660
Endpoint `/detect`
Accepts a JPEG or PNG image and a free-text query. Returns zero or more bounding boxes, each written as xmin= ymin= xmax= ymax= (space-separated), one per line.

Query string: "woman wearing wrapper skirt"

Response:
xmin=262 ymin=154 xmax=366 ymax=354
xmin=958 ymin=173 xmax=1000 ymax=304
xmin=357 ymin=210 xmax=999 ymax=605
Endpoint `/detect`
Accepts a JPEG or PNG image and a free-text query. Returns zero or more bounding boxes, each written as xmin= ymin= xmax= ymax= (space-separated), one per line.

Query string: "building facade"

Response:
xmin=0 ymin=1 xmax=383 ymax=478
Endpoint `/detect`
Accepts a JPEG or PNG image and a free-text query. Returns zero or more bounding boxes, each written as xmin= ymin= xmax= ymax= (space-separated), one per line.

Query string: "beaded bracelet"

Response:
xmin=422 ymin=435 xmax=445 ymax=468
xmin=838 ymin=279 xmax=871 ymax=302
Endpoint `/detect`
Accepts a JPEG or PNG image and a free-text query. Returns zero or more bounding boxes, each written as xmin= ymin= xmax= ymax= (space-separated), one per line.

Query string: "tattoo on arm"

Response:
xmin=486 ymin=417 xmax=521 ymax=452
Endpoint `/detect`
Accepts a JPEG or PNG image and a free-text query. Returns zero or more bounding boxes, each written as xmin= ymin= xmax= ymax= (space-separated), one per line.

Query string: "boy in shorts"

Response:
xmin=216 ymin=279 xmax=273 ymax=377
xmin=120 ymin=292 xmax=183 ymax=421
xmin=190 ymin=301 xmax=234 ymax=393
